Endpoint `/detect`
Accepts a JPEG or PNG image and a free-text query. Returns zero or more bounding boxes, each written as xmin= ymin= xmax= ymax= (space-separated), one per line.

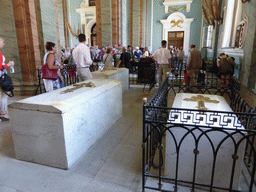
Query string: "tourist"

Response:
xmin=178 ymin=47 xmax=184 ymax=58
xmin=93 ymin=45 xmax=101 ymax=62
xmin=99 ymin=46 xmax=106 ymax=61
xmin=217 ymin=53 xmax=235 ymax=89
xmin=117 ymin=44 xmax=122 ymax=53
xmin=148 ymin=46 xmax=152 ymax=56
xmin=42 ymin=42 xmax=64 ymax=92
xmin=127 ymin=45 xmax=133 ymax=58
xmin=152 ymin=40 xmax=172 ymax=86
xmin=186 ymin=43 xmax=202 ymax=91
xmin=178 ymin=47 xmax=185 ymax=66
xmin=116 ymin=47 xmax=131 ymax=68
xmin=112 ymin=44 xmax=121 ymax=67
xmin=72 ymin=34 xmax=93 ymax=81
xmin=0 ymin=37 xmax=15 ymax=121
xmin=90 ymin=46 xmax=96 ymax=61
xmin=103 ymin=47 xmax=114 ymax=69
xmin=134 ymin=46 xmax=142 ymax=59
xmin=142 ymin=47 xmax=149 ymax=57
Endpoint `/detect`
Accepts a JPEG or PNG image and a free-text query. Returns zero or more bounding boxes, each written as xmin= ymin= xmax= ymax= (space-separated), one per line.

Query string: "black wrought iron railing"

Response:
xmin=142 ymin=77 xmax=256 ymax=192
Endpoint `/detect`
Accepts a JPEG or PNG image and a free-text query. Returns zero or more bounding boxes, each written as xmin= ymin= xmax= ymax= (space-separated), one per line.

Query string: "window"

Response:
xmin=222 ymin=0 xmax=243 ymax=48
xmin=202 ymin=25 xmax=213 ymax=48
xmin=89 ymin=0 xmax=95 ymax=6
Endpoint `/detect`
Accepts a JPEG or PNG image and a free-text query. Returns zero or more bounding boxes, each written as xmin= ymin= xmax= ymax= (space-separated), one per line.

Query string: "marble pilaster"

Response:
xmin=117 ymin=0 xmax=121 ymax=44
xmin=101 ymin=0 xmax=112 ymax=46
xmin=238 ymin=1 xmax=256 ymax=90
xmin=112 ymin=0 xmax=118 ymax=45
xmin=246 ymin=0 xmax=256 ymax=90
xmin=132 ymin=0 xmax=140 ymax=47
xmin=121 ymin=0 xmax=127 ymax=46
xmin=0 ymin=0 xmax=21 ymax=84
xmin=12 ymin=0 xmax=42 ymax=84
xmin=95 ymin=0 xmax=102 ymax=47
xmin=144 ymin=0 xmax=148 ymax=47
xmin=129 ymin=0 xmax=133 ymax=46
xmin=139 ymin=0 xmax=143 ymax=47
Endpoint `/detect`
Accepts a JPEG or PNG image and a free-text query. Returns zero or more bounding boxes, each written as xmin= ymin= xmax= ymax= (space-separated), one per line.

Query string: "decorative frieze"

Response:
xmin=163 ymin=0 xmax=193 ymax=13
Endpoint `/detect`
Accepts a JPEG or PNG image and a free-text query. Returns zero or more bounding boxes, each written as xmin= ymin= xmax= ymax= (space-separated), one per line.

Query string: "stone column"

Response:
xmin=139 ymin=0 xmax=143 ymax=47
xmin=121 ymin=0 xmax=127 ymax=46
xmin=96 ymin=0 xmax=102 ymax=48
xmin=12 ymin=0 xmax=43 ymax=94
xmin=117 ymin=0 xmax=121 ymax=44
xmin=129 ymin=0 xmax=133 ymax=46
xmin=62 ymin=0 xmax=69 ymax=48
xmin=145 ymin=0 xmax=148 ymax=47
xmin=132 ymin=0 xmax=140 ymax=47
xmin=112 ymin=0 xmax=121 ymax=45
xmin=101 ymin=0 xmax=112 ymax=46
xmin=242 ymin=0 xmax=256 ymax=90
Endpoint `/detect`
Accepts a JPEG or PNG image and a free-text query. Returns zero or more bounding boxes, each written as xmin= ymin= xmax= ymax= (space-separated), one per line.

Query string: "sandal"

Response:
xmin=0 ymin=111 xmax=9 ymax=121
xmin=0 ymin=116 xmax=9 ymax=121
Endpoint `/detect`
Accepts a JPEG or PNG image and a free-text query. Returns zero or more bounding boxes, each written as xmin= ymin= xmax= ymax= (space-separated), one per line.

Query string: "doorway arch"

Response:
xmin=160 ymin=12 xmax=193 ymax=56
xmin=91 ymin=23 xmax=97 ymax=46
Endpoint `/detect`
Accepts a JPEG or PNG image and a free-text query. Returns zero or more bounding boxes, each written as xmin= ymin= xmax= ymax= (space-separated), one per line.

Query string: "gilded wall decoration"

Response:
xmin=170 ymin=20 xmax=183 ymax=28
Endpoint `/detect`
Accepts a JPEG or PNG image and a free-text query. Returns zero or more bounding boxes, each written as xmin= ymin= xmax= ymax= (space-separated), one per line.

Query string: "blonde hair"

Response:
xmin=0 ymin=37 xmax=4 ymax=42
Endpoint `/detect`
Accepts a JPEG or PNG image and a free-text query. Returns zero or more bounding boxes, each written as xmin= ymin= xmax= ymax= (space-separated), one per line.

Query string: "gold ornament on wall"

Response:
xmin=68 ymin=21 xmax=83 ymax=39
xmin=168 ymin=5 xmax=186 ymax=12
xmin=170 ymin=20 xmax=183 ymax=28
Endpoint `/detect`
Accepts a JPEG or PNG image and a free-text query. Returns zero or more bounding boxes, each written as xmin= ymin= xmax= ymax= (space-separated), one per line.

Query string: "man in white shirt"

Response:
xmin=72 ymin=34 xmax=93 ymax=81
xmin=153 ymin=40 xmax=172 ymax=86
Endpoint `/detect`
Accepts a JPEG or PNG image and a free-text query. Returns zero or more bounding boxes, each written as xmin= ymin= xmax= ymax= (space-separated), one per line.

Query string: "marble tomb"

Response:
xmin=8 ymin=79 xmax=122 ymax=169
xmin=92 ymin=68 xmax=129 ymax=92
xmin=165 ymin=93 xmax=245 ymax=190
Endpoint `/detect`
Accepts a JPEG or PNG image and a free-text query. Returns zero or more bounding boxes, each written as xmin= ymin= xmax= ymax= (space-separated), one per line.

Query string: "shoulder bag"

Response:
xmin=41 ymin=53 xmax=58 ymax=80
xmin=0 ymin=52 xmax=14 ymax=97
xmin=0 ymin=73 xmax=14 ymax=97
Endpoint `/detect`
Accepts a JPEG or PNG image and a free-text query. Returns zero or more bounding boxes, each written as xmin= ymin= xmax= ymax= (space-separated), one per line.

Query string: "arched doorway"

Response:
xmin=160 ymin=12 xmax=193 ymax=56
xmin=91 ymin=23 xmax=97 ymax=46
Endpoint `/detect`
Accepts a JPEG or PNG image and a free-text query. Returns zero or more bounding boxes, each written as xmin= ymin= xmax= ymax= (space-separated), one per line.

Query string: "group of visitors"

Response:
xmin=0 ymin=32 xmax=237 ymax=122
xmin=169 ymin=46 xmax=185 ymax=58
xmin=88 ymin=44 xmax=152 ymax=64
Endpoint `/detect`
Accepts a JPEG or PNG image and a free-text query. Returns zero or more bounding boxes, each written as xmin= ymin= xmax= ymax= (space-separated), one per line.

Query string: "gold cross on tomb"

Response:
xmin=60 ymin=82 xmax=96 ymax=94
xmin=183 ymin=95 xmax=219 ymax=110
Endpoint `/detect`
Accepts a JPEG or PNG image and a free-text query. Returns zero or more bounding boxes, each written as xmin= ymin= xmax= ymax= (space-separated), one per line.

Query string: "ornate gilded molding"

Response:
xmin=170 ymin=19 xmax=183 ymax=28
xmin=163 ymin=0 xmax=193 ymax=13
xmin=67 ymin=22 xmax=78 ymax=39
xmin=169 ymin=5 xmax=186 ymax=12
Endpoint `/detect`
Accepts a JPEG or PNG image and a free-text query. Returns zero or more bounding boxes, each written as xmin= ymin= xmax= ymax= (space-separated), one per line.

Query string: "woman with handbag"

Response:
xmin=0 ymin=37 xmax=15 ymax=121
xmin=102 ymin=47 xmax=114 ymax=69
xmin=42 ymin=42 xmax=63 ymax=92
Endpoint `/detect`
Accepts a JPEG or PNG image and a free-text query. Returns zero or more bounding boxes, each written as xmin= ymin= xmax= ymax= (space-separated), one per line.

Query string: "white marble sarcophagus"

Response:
xmin=165 ymin=93 xmax=245 ymax=190
xmin=8 ymin=79 xmax=122 ymax=169
xmin=92 ymin=68 xmax=129 ymax=92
